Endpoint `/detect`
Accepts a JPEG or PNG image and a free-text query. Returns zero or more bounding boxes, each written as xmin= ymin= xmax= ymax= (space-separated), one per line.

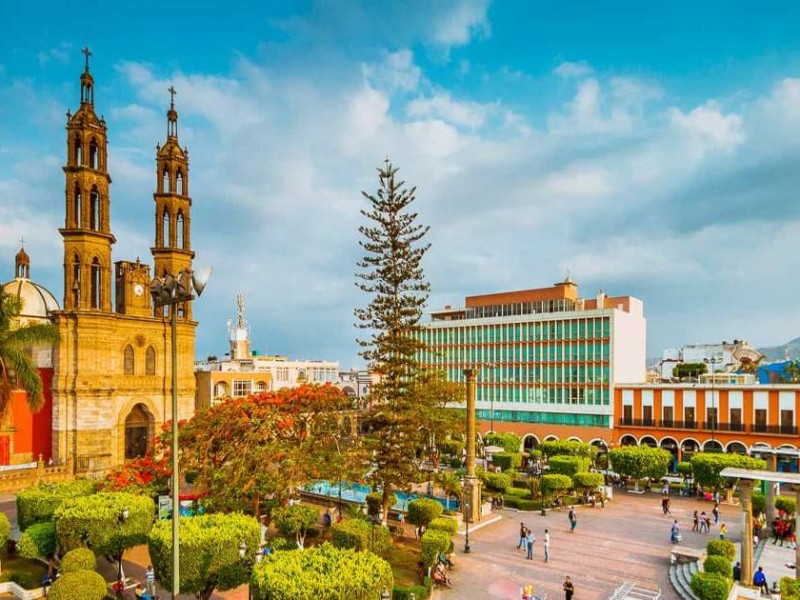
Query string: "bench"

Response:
xmin=670 ymin=546 xmax=704 ymax=564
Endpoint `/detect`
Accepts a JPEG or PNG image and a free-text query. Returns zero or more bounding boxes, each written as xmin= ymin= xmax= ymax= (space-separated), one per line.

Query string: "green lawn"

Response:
xmin=387 ymin=539 xmax=423 ymax=587
xmin=0 ymin=553 xmax=47 ymax=589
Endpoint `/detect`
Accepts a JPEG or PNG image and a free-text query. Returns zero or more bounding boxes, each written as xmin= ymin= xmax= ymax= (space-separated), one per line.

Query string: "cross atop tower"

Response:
xmin=168 ymin=85 xmax=176 ymax=110
xmin=19 ymin=236 xmax=25 ymax=249
xmin=82 ymin=47 xmax=92 ymax=72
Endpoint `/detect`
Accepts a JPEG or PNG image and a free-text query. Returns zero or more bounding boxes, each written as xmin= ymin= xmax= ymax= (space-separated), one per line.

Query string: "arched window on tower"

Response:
xmin=90 ymin=187 xmax=99 ymax=231
xmin=74 ymin=184 xmax=82 ymax=228
xmin=145 ymin=346 xmax=156 ymax=375
xmin=162 ymin=209 xmax=170 ymax=248
xmin=176 ymin=170 xmax=184 ymax=195
xmin=72 ymin=254 xmax=81 ymax=307
xmin=123 ymin=345 xmax=135 ymax=375
xmin=74 ymin=135 xmax=82 ymax=165
xmin=89 ymin=139 xmax=98 ymax=169
xmin=176 ymin=211 xmax=184 ymax=251
xmin=163 ymin=168 xmax=170 ymax=193
xmin=90 ymin=257 xmax=101 ymax=309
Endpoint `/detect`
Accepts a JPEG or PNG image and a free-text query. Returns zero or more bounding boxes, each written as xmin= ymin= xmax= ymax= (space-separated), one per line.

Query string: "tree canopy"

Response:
xmin=609 ymin=446 xmax=671 ymax=480
xmin=690 ymin=453 xmax=766 ymax=490
xmin=485 ymin=433 xmax=522 ymax=453
xmin=148 ymin=513 xmax=260 ymax=600
xmin=540 ymin=440 xmax=596 ymax=458
xmin=272 ymin=504 xmax=320 ymax=550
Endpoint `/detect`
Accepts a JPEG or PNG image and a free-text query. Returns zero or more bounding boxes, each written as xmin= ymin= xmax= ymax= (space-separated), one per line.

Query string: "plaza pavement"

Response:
xmin=434 ymin=492 xmax=744 ymax=600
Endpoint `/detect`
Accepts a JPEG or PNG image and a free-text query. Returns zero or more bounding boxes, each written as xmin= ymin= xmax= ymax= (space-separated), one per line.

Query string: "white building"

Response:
xmin=659 ymin=339 xmax=756 ymax=380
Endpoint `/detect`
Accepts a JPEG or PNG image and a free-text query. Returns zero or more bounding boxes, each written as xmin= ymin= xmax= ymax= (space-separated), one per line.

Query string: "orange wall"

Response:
xmin=479 ymin=420 xmax=612 ymax=446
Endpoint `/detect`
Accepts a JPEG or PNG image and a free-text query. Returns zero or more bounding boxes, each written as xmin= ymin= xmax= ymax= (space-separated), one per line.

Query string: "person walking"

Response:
xmin=568 ymin=507 xmax=577 ymax=533
xmin=665 ymin=497 xmax=672 ymax=516
xmin=563 ymin=576 xmax=575 ymax=600
xmin=712 ymin=502 xmax=720 ymax=525
xmin=692 ymin=510 xmax=699 ymax=532
xmin=526 ymin=529 xmax=536 ymax=560
xmin=753 ymin=566 xmax=769 ymax=595
xmin=670 ymin=519 xmax=681 ymax=545
xmin=719 ymin=523 xmax=727 ymax=540
xmin=518 ymin=522 xmax=527 ymax=550
xmin=145 ymin=565 xmax=156 ymax=596
xmin=544 ymin=529 xmax=551 ymax=563
xmin=699 ymin=511 xmax=709 ymax=533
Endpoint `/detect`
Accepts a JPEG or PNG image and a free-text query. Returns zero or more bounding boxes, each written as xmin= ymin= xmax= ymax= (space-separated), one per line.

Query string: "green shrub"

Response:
xmin=482 ymin=472 xmax=512 ymax=493
xmin=428 ymin=517 xmax=458 ymax=535
xmin=542 ymin=474 xmax=572 ymax=493
xmin=60 ymin=547 xmax=97 ymax=574
xmin=272 ymin=504 xmax=321 ymax=548
xmin=393 ymin=584 xmax=429 ymax=599
xmin=439 ymin=439 xmax=464 ymax=457
xmin=677 ymin=462 xmax=693 ymax=476
xmin=485 ymin=433 xmax=522 ymax=452
xmin=149 ymin=513 xmax=260 ymax=596
xmin=540 ymin=440 xmax=596 ymax=458
xmin=331 ymin=518 xmax=392 ymax=556
xmin=407 ymin=498 xmax=443 ymax=529
xmin=752 ymin=491 xmax=766 ymax=516
xmin=507 ymin=487 xmax=530 ymax=498
xmin=0 ymin=511 xmax=9 ymax=546
xmin=706 ymin=539 xmax=736 ymax=562
xmin=55 ymin=492 xmax=154 ymax=557
xmin=9 ymin=571 xmax=36 ymax=589
xmin=610 ymin=446 xmax=671 ymax=481
xmin=17 ymin=479 xmax=97 ymax=530
xmin=251 ymin=543 xmax=393 ymax=600
xmin=703 ymin=555 xmax=732 ymax=579
xmin=502 ymin=495 xmax=520 ymax=508
xmin=781 ymin=576 xmax=800 ymax=600
xmin=449 ymin=457 xmax=462 ymax=469
xmin=18 ymin=521 xmax=56 ymax=559
xmin=366 ymin=492 xmax=383 ymax=516
xmin=420 ymin=529 xmax=451 ymax=568
xmin=517 ymin=499 xmax=541 ymax=511
xmin=47 ymin=570 xmax=108 ymax=600
xmin=548 ymin=455 xmax=590 ymax=476
xmin=690 ymin=572 xmax=730 ymax=600
xmin=492 ymin=452 xmax=522 ymax=471
xmin=572 ymin=472 xmax=604 ymax=490
xmin=776 ymin=496 xmax=797 ymax=516
xmin=268 ymin=536 xmax=298 ymax=552
xmin=512 ymin=478 xmax=528 ymax=489
xmin=690 ymin=453 xmax=766 ymax=491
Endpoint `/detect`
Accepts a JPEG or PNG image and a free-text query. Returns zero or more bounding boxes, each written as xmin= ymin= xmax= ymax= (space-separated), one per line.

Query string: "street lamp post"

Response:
xmin=704 ymin=357 xmax=722 ymax=444
xmin=370 ymin=508 xmax=383 ymax=552
xmin=151 ymin=267 xmax=212 ymax=599
xmin=238 ymin=540 xmax=262 ymax=600
xmin=463 ymin=496 xmax=471 ymax=553
xmin=539 ymin=453 xmax=546 ymax=517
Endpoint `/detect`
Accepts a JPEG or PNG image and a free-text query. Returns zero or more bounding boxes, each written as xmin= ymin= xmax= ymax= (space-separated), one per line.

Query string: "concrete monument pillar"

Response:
xmin=740 ymin=480 xmax=755 ymax=585
xmin=765 ymin=454 xmax=777 ymax=527
xmin=462 ymin=368 xmax=482 ymax=524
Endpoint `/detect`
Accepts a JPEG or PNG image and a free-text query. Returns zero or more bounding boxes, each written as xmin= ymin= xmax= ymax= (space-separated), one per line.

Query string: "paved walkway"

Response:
xmin=755 ymin=540 xmax=797 ymax=590
xmin=435 ymin=492 xmax=744 ymax=600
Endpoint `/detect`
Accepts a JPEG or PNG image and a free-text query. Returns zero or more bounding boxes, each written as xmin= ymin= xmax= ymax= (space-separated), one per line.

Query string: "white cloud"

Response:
xmin=362 ymin=50 xmax=421 ymax=93
xmin=407 ymin=93 xmax=494 ymax=129
xmin=431 ymin=0 xmax=491 ymax=47
xmin=669 ymin=101 xmax=745 ymax=155
xmin=554 ymin=60 xmax=593 ymax=78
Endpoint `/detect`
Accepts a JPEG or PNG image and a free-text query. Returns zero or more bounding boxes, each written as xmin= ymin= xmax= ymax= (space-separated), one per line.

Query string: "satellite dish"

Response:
xmin=733 ymin=347 xmax=762 ymax=365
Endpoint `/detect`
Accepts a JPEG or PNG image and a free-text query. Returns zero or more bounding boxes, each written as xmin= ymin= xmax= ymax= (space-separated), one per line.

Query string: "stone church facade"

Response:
xmin=49 ymin=51 xmax=198 ymax=476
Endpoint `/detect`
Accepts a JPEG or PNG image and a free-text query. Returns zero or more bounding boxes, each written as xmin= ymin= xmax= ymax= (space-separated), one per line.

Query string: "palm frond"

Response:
xmin=4 ymin=323 xmax=59 ymax=347
xmin=1 ymin=346 xmax=44 ymax=413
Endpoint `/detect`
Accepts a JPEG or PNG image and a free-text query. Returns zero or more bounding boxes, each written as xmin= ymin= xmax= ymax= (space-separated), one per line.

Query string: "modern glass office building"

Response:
xmin=417 ymin=279 xmax=646 ymax=447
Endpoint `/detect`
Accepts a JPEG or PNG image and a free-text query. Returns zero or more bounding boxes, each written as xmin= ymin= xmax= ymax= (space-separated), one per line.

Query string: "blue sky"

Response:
xmin=3 ymin=1 xmax=800 ymax=367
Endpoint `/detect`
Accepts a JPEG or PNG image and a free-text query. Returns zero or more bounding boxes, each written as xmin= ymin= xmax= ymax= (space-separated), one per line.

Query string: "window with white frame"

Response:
xmin=233 ymin=380 xmax=252 ymax=397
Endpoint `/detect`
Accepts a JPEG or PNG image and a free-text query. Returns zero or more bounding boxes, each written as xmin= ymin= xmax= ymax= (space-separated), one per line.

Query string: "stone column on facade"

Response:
xmin=765 ymin=454 xmax=777 ymax=527
xmin=463 ymin=368 xmax=482 ymax=524
xmin=740 ymin=480 xmax=755 ymax=586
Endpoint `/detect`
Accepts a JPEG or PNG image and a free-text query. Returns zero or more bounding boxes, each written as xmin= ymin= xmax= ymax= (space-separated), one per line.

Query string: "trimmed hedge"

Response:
xmin=421 ymin=529 xmax=451 ymax=568
xmin=407 ymin=498 xmax=443 ymax=529
xmin=251 ymin=543 xmax=393 ymax=600
xmin=55 ymin=492 xmax=154 ymax=557
xmin=776 ymin=496 xmax=797 ymax=516
xmin=542 ymin=474 xmax=572 ymax=493
xmin=0 ymin=511 xmax=9 ymax=545
xmin=781 ymin=576 xmax=800 ymax=600
xmin=548 ymin=455 xmax=590 ymax=476
xmin=428 ymin=517 xmax=458 ymax=535
xmin=149 ymin=512 xmax=261 ymax=595
xmin=17 ymin=479 xmax=97 ymax=530
xmin=47 ymin=570 xmax=107 ymax=600
xmin=331 ymin=518 xmax=391 ymax=556
xmin=17 ymin=521 xmax=56 ymax=559
xmin=572 ymin=472 xmax=604 ymax=490
xmin=507 ymin=487 xmax=530 ymax=498
xmin=706 ymin=539 xmax=736 ymax=562
xmin=485 ymin=433 xmax=522 ymax=453
xmin=690 ymin=572 xmax=730 ymax=600
xmin=677 ymin=462 xmax=693 ymax=476
xmin=492 ymin=452 xmax=522 ymax=471
xmin=540 ymin=440 xmax=595 ymax=458
xmin=482 ymin=472 xmax=512 ymax=493
xmin=60 ymin=547 xmax=97 ymax=574
xmin=393 ymin=584 xmax=429 ymax=599
xmin=752 ymin=491 xmax=766 ymax=516
xmin=703 ymin=555 xmax=732 ymax=579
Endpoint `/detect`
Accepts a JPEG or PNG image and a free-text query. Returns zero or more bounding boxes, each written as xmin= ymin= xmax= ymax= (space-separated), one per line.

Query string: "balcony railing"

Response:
xmin=617 ymin=419 xmax=797 ymax=435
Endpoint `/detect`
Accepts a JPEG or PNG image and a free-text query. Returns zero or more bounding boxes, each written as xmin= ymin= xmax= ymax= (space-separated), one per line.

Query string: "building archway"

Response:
xmin=523 ymin=434 xmax=539 ymax=452
xmin=544 ymin=435 xmax=559 ymax=442
xmin=680 ymin=438 xmax=700 ymax=460
xmin=620 ymin=434 xmax=638 ymax=446
xmin=703 ymin=439 xmax=723 ymax=453
xmin=640 ymin=435 xmax=658 ymax=448
xmin=124 ymin=403 xmax=155 ymax=460
xmin=660 ymin=437 xmax=679 ymax=470
xmin=726 ymin=441 xmax=748 ymax=455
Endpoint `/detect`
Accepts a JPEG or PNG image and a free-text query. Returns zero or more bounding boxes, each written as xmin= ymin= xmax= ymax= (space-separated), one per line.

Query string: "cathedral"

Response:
xmin=1 ymin=50 xmax=198 ymax=475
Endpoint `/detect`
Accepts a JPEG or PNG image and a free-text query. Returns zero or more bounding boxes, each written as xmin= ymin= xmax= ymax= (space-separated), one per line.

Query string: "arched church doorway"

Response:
xmin=125 ymin=404 xmax=154 ymax=460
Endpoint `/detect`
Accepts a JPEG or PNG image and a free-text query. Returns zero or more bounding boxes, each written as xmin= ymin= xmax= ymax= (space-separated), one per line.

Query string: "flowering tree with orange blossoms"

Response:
xmin=175 ymin=384 xmax=365 ymax=517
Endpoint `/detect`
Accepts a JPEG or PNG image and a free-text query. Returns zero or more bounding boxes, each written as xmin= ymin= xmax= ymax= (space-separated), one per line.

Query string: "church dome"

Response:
xmin=2 ymin=278 xmax=60 ymax=320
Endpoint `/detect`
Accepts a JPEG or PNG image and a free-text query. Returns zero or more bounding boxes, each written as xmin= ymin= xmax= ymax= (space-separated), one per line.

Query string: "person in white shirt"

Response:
xmin=544 ymin=529 xmax=551 ymax=563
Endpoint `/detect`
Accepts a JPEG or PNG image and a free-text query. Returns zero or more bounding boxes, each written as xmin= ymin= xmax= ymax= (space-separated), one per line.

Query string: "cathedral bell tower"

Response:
xmin=151 ymin=87 xmax=194 ymax=319
xmin=59 ymin=47 xmax=115 ymax=312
